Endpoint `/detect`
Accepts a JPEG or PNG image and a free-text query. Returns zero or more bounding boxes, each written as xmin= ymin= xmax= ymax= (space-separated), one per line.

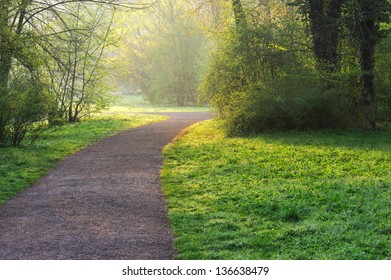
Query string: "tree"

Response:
xmin=350 ymin=0 xmax=391 ymax=128
xmin=291 ymin=0 xmax=344 ymax=72
xmin=201 ymin=0 xmax=340 ymax=133
xmin=292 ymin=0 xmax=391 ymax=127
xmin=115 ymin=0 xmax=210 ymax=106
xmin=0 ymin=0 xmax=140 ymax=146
xmin=148 ymin=1 xmax=209 ymax=106
xmin=43 ymin=3 xmax=115 ymax=123
xmin=0 ymin=0 xmax=48 ymax=146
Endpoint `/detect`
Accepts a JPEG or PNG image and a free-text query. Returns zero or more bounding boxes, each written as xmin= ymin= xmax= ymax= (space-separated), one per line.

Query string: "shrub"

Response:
xmin=220 ymin=75 xmax=360 ymax=135
xmin=0 ymin=71 xmax=48 ymax=146
xmin=201 ymin=25 xmax=362 ymax=135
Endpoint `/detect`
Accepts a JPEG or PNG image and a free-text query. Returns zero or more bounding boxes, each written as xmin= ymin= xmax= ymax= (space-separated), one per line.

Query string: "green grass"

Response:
xmin=0 ymin=113 xmax=167 ymax=205
xmin=162 ymin=120 xmax=391 ymax=260
xmin=112 ymin=94 xmax=212 ymax=112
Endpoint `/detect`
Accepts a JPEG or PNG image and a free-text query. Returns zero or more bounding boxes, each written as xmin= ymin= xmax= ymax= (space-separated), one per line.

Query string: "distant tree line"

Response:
xmin=114 ymin=0 xmax=210 ymax=106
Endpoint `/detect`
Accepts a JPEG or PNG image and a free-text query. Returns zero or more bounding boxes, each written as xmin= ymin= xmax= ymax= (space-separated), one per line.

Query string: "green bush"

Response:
xmin=201 ymin=25 xmax=362 ymax=135
xmin=220 ymin=73 xmax=360 ymax=135
xmin=0 ymin=71 xmax=48 ymax=146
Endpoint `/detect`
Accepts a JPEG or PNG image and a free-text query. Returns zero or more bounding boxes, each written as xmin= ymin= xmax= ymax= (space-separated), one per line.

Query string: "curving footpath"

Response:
xmin=0 ymin=112 xmax=211 ymax=260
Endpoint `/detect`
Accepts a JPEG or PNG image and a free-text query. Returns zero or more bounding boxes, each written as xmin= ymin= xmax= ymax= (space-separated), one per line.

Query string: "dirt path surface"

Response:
xmin=0 ymin=112 xmax=211 ymax=260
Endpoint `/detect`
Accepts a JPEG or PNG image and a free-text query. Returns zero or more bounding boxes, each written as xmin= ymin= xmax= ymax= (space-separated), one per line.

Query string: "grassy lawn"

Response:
xmin=0 ymin=113 xmax=167 ymax=205
xmin=162 ymin=120 xmax=391 ymax=260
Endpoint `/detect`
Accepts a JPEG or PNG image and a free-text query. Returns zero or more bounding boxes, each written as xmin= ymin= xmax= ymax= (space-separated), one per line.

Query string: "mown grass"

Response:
xmin=162 ymin=120 xmax=391 ymax=260
xmin=0 ymin=113 xmax=167 ymax=205
xmin=112 ymin=94 xmax=211 ymax=112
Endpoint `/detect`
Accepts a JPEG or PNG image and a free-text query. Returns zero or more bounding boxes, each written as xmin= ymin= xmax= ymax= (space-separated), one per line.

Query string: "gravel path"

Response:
xmin=0 ymin=112 xmax=211 ymax=260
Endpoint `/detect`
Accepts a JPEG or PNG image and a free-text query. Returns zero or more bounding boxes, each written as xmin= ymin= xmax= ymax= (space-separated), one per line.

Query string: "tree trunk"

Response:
xmin=308 ymin=0 xmax=344 ymax=72
xmin=326 ymin=0 xmax=344 ymax=69
xmin=308 ymin=0 xmax=326 ymax=64
xmin=358 ymin=17 xmax=376 ymax=128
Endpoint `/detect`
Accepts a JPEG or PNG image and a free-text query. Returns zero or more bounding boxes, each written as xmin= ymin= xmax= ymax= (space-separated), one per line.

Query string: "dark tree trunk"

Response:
xmin=326 ymin=0 xmax=344 ymax=68
xmin=308 ymin=0 xmax=344 ymax=72
xmin=358 ymin=17 xmax=376 ymax=128
xmin=308 ymin=0 xmax=326 ymax=64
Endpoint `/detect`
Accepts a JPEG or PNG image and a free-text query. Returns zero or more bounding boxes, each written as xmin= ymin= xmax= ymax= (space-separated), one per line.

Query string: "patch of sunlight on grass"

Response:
xmin=162 ymin=120 xmax=391 ymax=260
xmin=111 ymin=94 xmax=212 ymax=113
